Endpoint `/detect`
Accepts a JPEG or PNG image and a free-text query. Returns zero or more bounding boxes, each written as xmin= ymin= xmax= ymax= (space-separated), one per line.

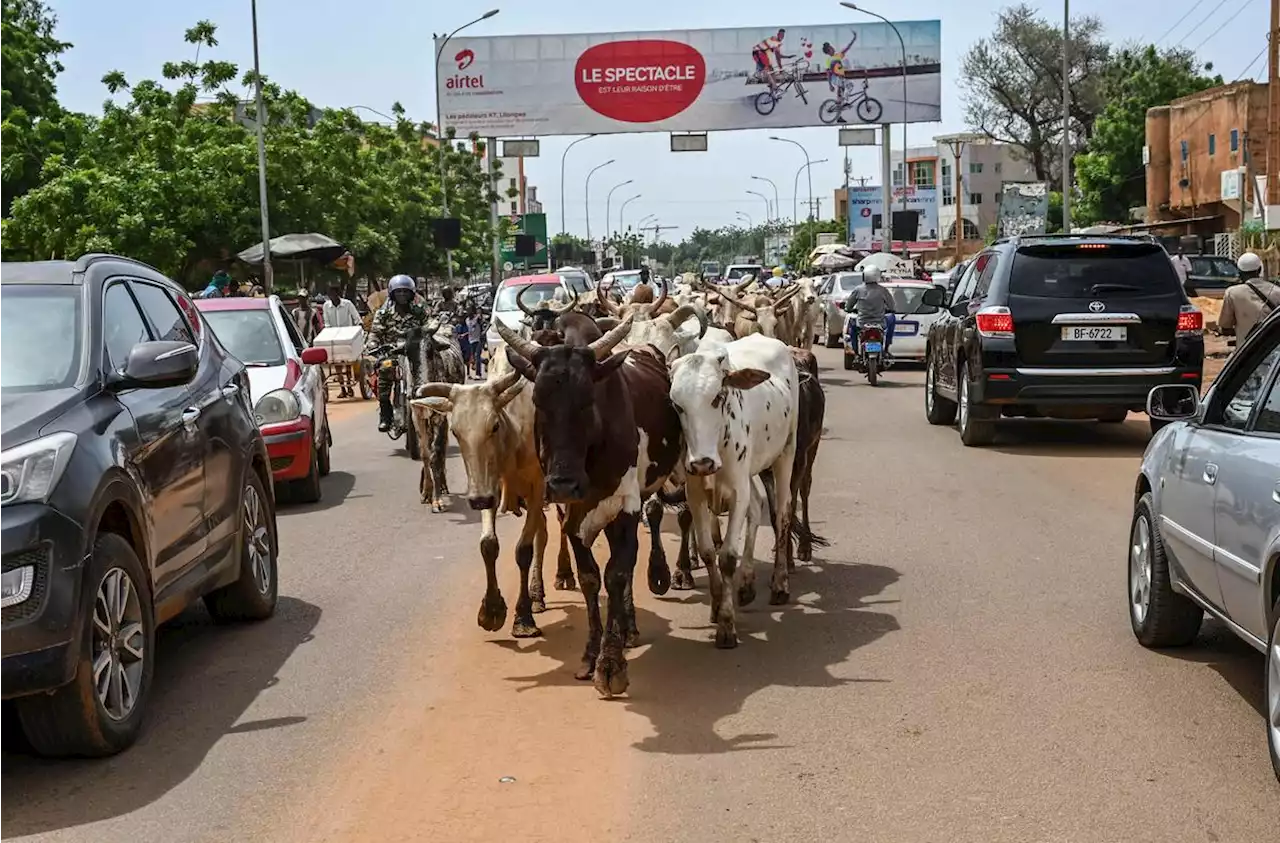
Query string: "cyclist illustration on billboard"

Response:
xmin=751 ymin=28 xmax=812 ymax=116
xmin=818 ymin=31 xmax=882 ymax=124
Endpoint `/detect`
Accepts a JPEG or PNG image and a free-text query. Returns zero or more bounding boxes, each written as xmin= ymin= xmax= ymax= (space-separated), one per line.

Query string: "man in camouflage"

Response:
xmin=369 ymin=274 xmax=430 ymax=432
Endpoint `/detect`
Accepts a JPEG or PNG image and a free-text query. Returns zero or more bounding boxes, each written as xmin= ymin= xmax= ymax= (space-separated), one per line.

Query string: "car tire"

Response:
xmin=1098 ymin=409 xmax=1128 ymax=423
xmin=205 ymin=470 xmax=279 ymax=623
xmin=1268 ymin=598 xmax=1280 ymax=783
xmin=956 ymin=361 xmax=996 ymax=447
xmin=291 ymin=441 xmax=323 ymax=504
xmin=925 ymin=356 xmax=957 ymax=425
xmin=317 ymin=421 xmax=332 ymax=477
xmin=1128 ymin=492 xmax=1203 ymax=648
xmin=15 ymin=533 xmax=155 ymax=757
xmin=843 ymin=351 xmax=854 ymax=371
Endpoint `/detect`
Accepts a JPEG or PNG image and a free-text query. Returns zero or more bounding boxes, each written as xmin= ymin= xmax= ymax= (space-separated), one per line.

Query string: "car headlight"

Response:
xmin=1 ymin=566 xmax=34 ymax=608
xmin=0 ymin=431 xmax=77 ymax=506
xmin=254 ymin=389 xmax=301 ymax=426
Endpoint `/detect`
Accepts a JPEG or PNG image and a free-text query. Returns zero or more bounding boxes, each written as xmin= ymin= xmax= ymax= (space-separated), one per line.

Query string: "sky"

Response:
xmin=49 ymin=0 xmax=1269 ymax=244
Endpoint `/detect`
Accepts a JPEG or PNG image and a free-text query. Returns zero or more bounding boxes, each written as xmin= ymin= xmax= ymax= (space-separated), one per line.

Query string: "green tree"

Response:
xmin=783 ymin=218 xmax=845 ymax=270
xmin=1073 ymin=46 xmax=1219 ymax=225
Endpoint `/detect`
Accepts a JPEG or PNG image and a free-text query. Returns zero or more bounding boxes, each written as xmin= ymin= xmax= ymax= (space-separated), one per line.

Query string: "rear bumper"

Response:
xmin=261 ymin=417 xmax=314 ymax=481
xmin=975 ymin=366 xmax=1203 ymax=407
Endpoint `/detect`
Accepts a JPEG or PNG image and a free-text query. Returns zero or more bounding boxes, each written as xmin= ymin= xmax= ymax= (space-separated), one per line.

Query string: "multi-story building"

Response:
xmin=1145 ymin=80 xmax=1268 ymax=233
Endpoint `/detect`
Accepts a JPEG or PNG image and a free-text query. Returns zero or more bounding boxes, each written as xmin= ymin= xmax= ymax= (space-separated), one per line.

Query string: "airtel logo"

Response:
xmin=455 ymin=49 xmax=475 ymax=70
xmin=574 ymin=40 xmax=705 ymax=123
xmin=446 ymin=48 xmax=483 ymax=90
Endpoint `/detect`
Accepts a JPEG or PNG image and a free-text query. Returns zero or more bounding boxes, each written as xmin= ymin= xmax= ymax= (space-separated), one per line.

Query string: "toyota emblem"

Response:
xmin=1088 ymin=300 xmax=1105 ymax=313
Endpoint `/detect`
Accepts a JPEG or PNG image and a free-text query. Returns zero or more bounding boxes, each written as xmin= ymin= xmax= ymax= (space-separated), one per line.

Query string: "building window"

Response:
xmin=968 ymin=162 xmax=983 ymax=174
xmin=942 ymin=193 xmax=954 ymax=206
xmin=1230 ymin=129 xmax=1239 ymax=152
xmin=968 ymin=192 xmax=982 ymax=205
xmin=1208 ymin=133 xmax=1216 ymax=155
xmin=1180 ymin=140 xmax=1188 ymax=161
xmin=910 ymin=161 xmax=935 ymax=187
xmin=993 ymin=162 xmax=1002 ymax=174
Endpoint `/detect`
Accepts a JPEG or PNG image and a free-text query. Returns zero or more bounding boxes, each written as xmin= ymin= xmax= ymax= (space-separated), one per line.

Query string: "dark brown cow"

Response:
xmin=495 ymin=315 xmax=682 ymax=699
xmin=788 ymin=349 xmax=828 ymax=562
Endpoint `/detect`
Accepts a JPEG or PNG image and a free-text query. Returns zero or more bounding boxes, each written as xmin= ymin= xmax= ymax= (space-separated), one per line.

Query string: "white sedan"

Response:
xmin=841 ymin=279 xmax=949 ymax=362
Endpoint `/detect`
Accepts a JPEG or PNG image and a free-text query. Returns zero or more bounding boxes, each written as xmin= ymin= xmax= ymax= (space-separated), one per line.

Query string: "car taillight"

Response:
xmin=975 ymin=306 xmax=1014 ymax=338
xmin=1176 ymin=305 xmax=1203 ymax=336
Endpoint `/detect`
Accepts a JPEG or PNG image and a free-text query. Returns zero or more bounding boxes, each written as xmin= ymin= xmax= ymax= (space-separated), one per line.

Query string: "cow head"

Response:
xmin=598 ymin=277 xmax=669 ymax=322
xmin=411 ymin=369 xmax=525 ymax=510
xmin=494 ymin=315 xmax=634 ymax=503
xmin=669 ymin=349 xmax=770 ymax=477
xmin=621 ymin=303 xmax=708 ymax=360
xmin=517 ymin=283 xmax=579 ymax=333
xmin=720 ymin=284 xmax=800 ymax=340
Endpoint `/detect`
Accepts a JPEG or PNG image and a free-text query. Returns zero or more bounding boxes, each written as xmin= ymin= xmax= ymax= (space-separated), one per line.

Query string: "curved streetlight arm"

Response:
xmin=560 ymin=135 xmax=595 ymax=237
xmin=747 ymin=189 xmax=771 ymax=221
xmin=584 ymin=159 xmax=615 ymax=245
xmin=752 ymin=175 xmax=781 ymax=222
xmin=605 ymin=179 xmax=634 ymax=240
xmin=619 ymin=193 xmax=642 ymax=234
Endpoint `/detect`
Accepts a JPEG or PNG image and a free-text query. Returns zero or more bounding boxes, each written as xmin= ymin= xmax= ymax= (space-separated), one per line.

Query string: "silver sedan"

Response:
xmin=819 ymin=271 xmax=864 ymax=348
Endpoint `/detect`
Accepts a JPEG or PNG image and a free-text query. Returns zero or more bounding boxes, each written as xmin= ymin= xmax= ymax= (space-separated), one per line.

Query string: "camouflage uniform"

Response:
xmin=369 ymin=302 xmax=431 ymax=425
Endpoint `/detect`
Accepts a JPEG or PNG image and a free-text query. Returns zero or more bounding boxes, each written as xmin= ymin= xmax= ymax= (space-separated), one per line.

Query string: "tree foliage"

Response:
xmin=1073 ymin=46 xmax=1220 ymax=225
xmin=1 ymin=0 xmax=71 ymax=213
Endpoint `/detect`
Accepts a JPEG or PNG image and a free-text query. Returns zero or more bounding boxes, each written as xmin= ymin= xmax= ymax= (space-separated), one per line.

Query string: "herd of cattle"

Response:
xmin=403 ymin=274 xmax=830 ymax=698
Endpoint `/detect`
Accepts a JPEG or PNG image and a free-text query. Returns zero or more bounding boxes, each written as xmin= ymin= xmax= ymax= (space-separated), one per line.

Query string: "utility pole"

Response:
xmin=1061 ymin=0 xmax=1072 ymax=233
xmin=1267 ymin=0 xmax=1280 ymax=223
xmin=944 ymin=137 xmax=967 ymax=261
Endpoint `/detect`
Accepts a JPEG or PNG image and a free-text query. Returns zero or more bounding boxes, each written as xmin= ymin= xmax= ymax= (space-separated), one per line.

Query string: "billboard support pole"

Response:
xmin=944 ymin=137 xmax=966 ymax=261
xmin=880 ymin=124 xmax=893 ymax=253
xmin=488 ymin=136 xmax=501 ymax=287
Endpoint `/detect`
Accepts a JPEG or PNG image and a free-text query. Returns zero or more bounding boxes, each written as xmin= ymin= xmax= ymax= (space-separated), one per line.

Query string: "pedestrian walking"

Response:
xmin=454 ymin=315 xmax=473 ymax=379
xmin=466 ymin=308 xmax=486 ymax=379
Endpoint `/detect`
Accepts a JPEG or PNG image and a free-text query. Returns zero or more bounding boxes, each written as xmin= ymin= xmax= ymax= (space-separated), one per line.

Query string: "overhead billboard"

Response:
xmin=437 ymin=21 xmax=941 ymax=137
xmin=847 ymin=185 xmax=939 ymax=251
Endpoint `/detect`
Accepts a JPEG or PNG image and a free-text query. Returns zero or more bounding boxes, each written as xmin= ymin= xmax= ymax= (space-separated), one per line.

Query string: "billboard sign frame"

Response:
xmin=847 ymin=185 xmax=939 ymax=251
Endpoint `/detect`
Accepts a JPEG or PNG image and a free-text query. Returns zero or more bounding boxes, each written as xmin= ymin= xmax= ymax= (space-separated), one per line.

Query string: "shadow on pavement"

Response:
xmin=1157 ymin=618 xmax=1267 ymax=720
xmin=1 ymin=597 xmax=321 ymax=837
xmin=819 ymin=376 xmax=918 ymax=389
xmin=279 ymin=470 xmax=357 ymax=514
xmin=499 ymin=558 xmax=900 ymax=754
xmin=987 ymin=418 xmax=1152 ymax=458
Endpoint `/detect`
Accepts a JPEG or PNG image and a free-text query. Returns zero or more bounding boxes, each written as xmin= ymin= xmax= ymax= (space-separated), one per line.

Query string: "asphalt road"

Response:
xmin=4 ymin=348 xmax=1277 ymax=842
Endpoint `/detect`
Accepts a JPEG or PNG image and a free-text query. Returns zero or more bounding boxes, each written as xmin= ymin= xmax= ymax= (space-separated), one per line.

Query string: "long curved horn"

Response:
xmin=545 ymin=283 xmax=580 ymax=314
xmin=594 ymin=278 xmax=620 ymax=316
xmin=414 ymin=382 xmax=457 ymax=400
xmin=733 ymin=275 xmax=755 ymax=296
xmin=494 ymin=378 xmax=526 ymax=410
xmin=651 ymin=277 xmax=669 ymax=314
xmin=666 ymin=303 xmax=708 ymax=339
xmin=773 ymin=285 xmax=802 ymax=306
xmin=721 ymin=288 xmax=758 ymax=315
xmin=587 ymin=313 xmax=635 ymax=361
xmin=487 ymin=369 xmax=522 ymax=395
xmin=493 ymin=318 xmax=544 ymax=361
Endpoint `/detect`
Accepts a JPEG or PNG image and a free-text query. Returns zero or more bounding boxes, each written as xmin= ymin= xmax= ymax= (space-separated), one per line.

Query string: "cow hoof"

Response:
xmin=769 ymin=589 xmax=790 ymax=606
xmin=477 ymin=594 xmax=508 ymax=632
xmin=530 ymin=597 xmax=547 ymax=614
xmin=511 ymin=619 xmax=542 ymax=638
xmin=432 ymin=497 xmax=447 ymax=513
xmin=574 ymin=658 xmax=596 ymax=681
xmin=555 ymin=574 xmax=577 ymax=591
xmin=593 ymin=656 xmax=629 ymax=698
xmin=714 ymin=626 xmax=739 ymax=649
xmin=738 ymin=581 xmax=757 ymax=606
xmin=672 ymin=569 xmax=696 ymax=590
xmin=624 ymin=629 xmax=641 ymax=649
xmin=648 ymin=563 xmax=671 ymax=596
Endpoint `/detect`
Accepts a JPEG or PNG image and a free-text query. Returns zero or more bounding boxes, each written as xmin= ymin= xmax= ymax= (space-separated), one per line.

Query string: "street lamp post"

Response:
xmin=752 ymin=175 xmax=781 ymax=222
xmin=605 ymin=179 xmax=634 ymax=241
xmin=559 ymin=135 xmax=594 ymax=238
xmin=434 ymin=8 xmax=500 ymax=283
xmin=249 ymin=0 xmax=273 ymax=292
xmin=584 ymin=159 xmax=615 ymax=254
xmin=790 ymin=157 xmax=828 ymax=254
xmin=840 ymin=3 xmax=909 ymax=254
xmin=619 ymin=194 xmax=642 ymax=235
xmin=736 ymin=210 xmax=753 ymax=228
xmin=747 ymin=189 xmax=771 ymax=222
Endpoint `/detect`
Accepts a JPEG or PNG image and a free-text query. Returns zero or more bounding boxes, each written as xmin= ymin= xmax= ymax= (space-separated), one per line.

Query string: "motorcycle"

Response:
xmin=843 ymin=318 xmax=892 ymax=386
xmin=367 ymin=341 xmax=420 ymax=459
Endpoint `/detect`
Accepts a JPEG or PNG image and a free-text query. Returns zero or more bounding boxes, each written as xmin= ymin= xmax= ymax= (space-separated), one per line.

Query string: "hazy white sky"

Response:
xmin=52 ymin=0 xmax=1267 ymax=241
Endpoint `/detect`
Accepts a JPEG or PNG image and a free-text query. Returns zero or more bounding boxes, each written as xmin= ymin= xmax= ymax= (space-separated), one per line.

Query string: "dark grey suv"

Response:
xmin=2 ymin=255 xmax=279 ymax=757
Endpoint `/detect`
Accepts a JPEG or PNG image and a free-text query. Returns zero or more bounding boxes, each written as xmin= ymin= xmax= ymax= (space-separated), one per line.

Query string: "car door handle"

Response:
xmin=1203 ymin=463 xmax=1218 ymax=485
xmin=182 ymin=408 xmax=201 ymax=426
xmin=221 ymin=385 xmax=238 ymax=400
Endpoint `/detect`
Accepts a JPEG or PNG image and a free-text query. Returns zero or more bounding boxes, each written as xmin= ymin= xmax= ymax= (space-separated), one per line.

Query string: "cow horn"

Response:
xmin=545 ymin=284 xmax=580 ymax=314
xmin=774 ymin=285 xmax=802 ymax=305
xmin=587 ymin=313 xmax=634 ymax=360
xmin=594 ymin=278 xmax=620 ymax=316
xmin=415 ymin=382 xmax=456 ymax=400
xmin=667 ymin=303 xmax=708 ymax=339
xmin=493 ymin=318 xmax=544 ymax=361
xmin=651 ymin=278 xmax=668 ymax=314
xmin=490 ymin=370 xmax=525 ymax=408
xmin=733 ymin=276 xmax=755 ymax=296
xmin=516 ymin=283 xmax=546 ymax=319
xmin=721 ymin=288 xmax=757 ymax=315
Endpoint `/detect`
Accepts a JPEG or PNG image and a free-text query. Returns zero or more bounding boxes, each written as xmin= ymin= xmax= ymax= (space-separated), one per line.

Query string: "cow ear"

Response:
xmin=505 ymin=345 xmax=538 ymax=381
xmin=593 ymin=349 xmax=631 ymax=380
xmin=411 ymin=397 xmax=453 ymax=414
xmin=723 ymin=368 xmax=770 ymax=390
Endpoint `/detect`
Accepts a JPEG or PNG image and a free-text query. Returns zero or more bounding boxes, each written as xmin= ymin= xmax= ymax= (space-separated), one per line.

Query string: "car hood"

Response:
xmin=245 ymin=365 xmax=289 ymax=405
xmin=1 ymin=387 xmax=83 ymax=448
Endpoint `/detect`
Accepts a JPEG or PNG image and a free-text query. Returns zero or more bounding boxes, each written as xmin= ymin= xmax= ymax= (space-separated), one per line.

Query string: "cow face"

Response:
xmin=669 ymin=351 xmax=770 ymax=477
xmin=622 ymin=304 xmax=707 ymax=361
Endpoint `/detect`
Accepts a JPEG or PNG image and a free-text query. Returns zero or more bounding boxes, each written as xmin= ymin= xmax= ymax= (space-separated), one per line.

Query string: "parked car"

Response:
xmin=487 ymin=273 xmax=575 ymax=355
xmin=1128 ymin=308 xmax=1280 ymax=781
xmin=600 ymin=268 xmax=644 ymax=299
xmin=723 ymin=264 xmax=765 ymax=283
xmin=922 ymin=234 xmax=1205 ymax=445
xmin=1186 ymin=254 xmax=1239 ymax=297
xmin=844 ymin=279 xmax=948 ymax=363
xmin=821 ymin=271 xmax=864 ymax=347
xmin=195 ymin=296 xmax=331 ymax=503
xmin=1 ymin=254 xmax=278 ymax=757
xmin=554 ymin=266 xmax=593 ymax=296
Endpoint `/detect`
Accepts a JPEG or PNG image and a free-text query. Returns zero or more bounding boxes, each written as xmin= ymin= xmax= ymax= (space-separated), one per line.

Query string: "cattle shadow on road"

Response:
xmin=985 ymin=419 xmax=1152 ymax=459
xmin=819 ymin=376 xmax=918 ymax=389
xmin=497 ymin=559 xmax=900 ymax=755
xmin=0 ymin=597 xmax=322 ymax=837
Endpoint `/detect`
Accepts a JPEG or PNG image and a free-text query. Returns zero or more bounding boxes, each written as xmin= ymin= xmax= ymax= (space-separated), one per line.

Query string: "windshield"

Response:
xmin=1190 ymin=256 xmax=1238 ymax=277
xmin=609 ymin=272 xmax=642 ymax=289
xmin=726 ymin=266 xmax=763 ymax=280
xmin=557 ymin=270 xmax=592 ymax=293
xmin=201 ymin=309 xmax=286 ymax=366
xmin=833 ymin=273 xmax=862 ymax=293
xmin=1010 ymin=244 xmax=1180 ymax=298
xmin=494 ymin=283 xmax=560 ymax=312
xmin=886 ymin=285 xmax=939 ymax=315
xmin=1 ymin=285 xmax=85 ymax=392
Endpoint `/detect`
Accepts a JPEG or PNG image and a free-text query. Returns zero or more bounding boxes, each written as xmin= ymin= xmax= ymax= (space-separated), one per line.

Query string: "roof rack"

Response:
xmin=992 ymin=232 xmax=1160 ymax=246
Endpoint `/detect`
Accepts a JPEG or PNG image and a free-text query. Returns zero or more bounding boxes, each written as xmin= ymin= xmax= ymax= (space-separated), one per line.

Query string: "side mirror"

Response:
xmin=114 ymin=341 xmax=198 ymax=389
xmin=301 ymin=347 xmax=328 ymax=365
xmin=921 ymin=286 xmax=947 ymax=308
xmin=1146 ymin=384 xmax=1200 ymax=421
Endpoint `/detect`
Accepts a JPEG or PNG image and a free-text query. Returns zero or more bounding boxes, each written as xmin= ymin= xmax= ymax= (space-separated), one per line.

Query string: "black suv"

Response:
xmin=921 ymin=235 xmax=1205 ymax=446
xmin=2 ymin=255 xmax=279 ymax=757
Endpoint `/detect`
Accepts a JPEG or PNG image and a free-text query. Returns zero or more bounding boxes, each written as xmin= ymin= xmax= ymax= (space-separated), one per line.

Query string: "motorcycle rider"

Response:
xmin=368 ymin=274 xmax=430 ymax=432
xmin=844 ymin=265 xmax=897 ymax=358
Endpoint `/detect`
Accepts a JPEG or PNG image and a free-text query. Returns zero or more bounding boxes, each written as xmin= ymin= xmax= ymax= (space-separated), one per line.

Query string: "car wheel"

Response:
xmin=1128 ymin=492 xmax=1203 ymax=648
xmin=15 ymin=533 xmax=155 ymax=757
xmin=317 ymin=420 xmax=332 ymax=477
xmin=205 ymin=470 xmax=279 ymax=623
xmin=292 ymin=440 xmax=323 ymax=504
xmin=925 ymin=355 xmax=957 ymax=425
xmin=1098 ymin=408 xmax=1128 ymax=423
xmin=1268 ymin=599 xmax=1280 ymax=783
xmin=956 ymin=361 xmax=996 ymax=446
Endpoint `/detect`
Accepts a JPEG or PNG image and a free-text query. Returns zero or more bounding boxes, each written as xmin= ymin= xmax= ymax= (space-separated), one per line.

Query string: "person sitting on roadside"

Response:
xmin=1220 ymin=252 xmax=1280 ymax=346
xmin=201 ymin=270 xmax=237 ymax=299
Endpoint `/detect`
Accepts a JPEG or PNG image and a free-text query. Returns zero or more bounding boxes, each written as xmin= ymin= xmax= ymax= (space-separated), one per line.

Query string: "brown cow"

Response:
xmin=787 ymin=348 xmax=828 ymax=562
xmin=496 ymin=315 xmax=683 ymax=698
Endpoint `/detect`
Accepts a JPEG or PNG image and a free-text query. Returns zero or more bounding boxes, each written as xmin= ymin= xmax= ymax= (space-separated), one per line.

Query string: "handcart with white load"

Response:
xmin=313 ymin=325 xmax=370 ymax=400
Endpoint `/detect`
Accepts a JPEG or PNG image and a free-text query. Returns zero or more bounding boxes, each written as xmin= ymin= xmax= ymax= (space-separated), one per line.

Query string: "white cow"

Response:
xmin=668 ymin=333 xmax=799 ymax=648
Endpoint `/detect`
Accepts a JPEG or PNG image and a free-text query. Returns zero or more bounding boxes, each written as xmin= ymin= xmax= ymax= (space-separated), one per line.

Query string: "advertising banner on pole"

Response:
xmin=437 ymin=21 xmax=941 ymax=137
xmin=847 ymin=185 xmax=939 ymax=251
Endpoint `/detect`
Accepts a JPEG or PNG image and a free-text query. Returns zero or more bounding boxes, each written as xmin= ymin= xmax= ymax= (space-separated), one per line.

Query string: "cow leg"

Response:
xmin=760 ymin=470 xmax=792 ymax=572
xmin=768 ymin=444 xmax=797 ymax=605
xmin=476 ymin=509 xmax=507 ymax=632
xmin=685 ymin=479 xmax=722 ymax=612
xmin=529 ymin=500 xmax=549 ymax=613
xmin=714 ymin=476 xmax=752 ymax=649
xmin=736 ymin=477 xmax=765 ymax=608
xmin=511 ymin=506 xmax=546 ymax=638
xmin=796 ymin=453 xmax=815 ymax=563
xmin=568 ymin=531 xmax=604 ymax=681
xmin=419 ymin=462 xmax=431 ymax=505
xmin=429 ymin=417 xmax=449 ymax=512
xmin=595 ymin=510 xmax=641 ymax=698
xmin=673 ymin=504 xmax=696 ymax=589
xmin=554 ymin=506 xmax=577 ymax=591
xmin=644 ymin=494 xmax=671 ymax=597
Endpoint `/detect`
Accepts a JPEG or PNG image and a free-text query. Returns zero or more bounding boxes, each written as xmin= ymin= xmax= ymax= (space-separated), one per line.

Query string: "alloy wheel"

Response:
xmin=92 ymin=568 xmax=145 ymax=721
xmin=1129 ymin=515 xmax=1152 ymax=625
xmin=958 ymin=372 xmax=969 ymax=431
xmin=244 ymin=483 xmax=272 ymax=595
xmin=1269 ymin=614 xmax=1280 ymax=762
